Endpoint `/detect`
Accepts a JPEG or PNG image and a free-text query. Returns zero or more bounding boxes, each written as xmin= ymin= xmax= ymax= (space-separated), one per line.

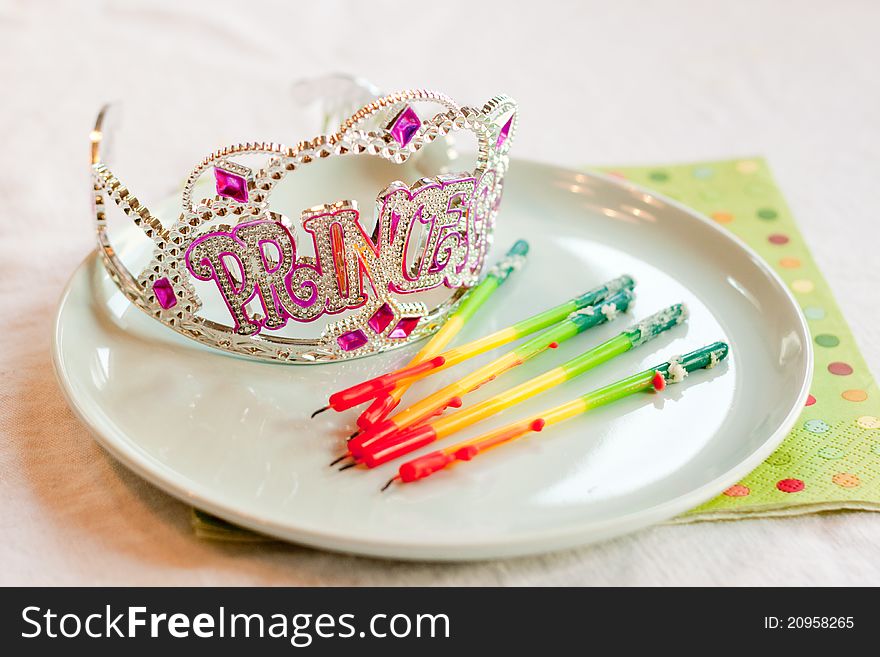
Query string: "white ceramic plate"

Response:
xmin=53 ymin=160 xmax=812 ymax=560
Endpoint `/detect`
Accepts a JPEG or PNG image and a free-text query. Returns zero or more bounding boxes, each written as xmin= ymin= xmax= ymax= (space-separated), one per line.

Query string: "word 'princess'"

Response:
xmin=91 ymin=89 xmax=517 ymax=363
xmin=186 ymin=174 xmax=494 ymax=335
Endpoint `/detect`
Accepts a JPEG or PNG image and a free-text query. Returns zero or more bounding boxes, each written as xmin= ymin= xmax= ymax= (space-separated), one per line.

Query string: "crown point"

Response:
xmin=496 ymin=113 xmax=515 ymax=150
xmin=337 ymin=329 xmax=369 ymax=352
xmin=152 ymin=277 xmax=177 ymax=309
xmin=388 ymin=106 xmax=421 ymax=147
xmin=214 ymin=167 xmax=249 ymax=203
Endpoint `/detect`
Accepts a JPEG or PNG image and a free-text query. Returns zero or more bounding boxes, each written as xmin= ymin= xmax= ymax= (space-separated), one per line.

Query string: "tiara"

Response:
xmin=90 ymin=90 xmax=517 ymax=363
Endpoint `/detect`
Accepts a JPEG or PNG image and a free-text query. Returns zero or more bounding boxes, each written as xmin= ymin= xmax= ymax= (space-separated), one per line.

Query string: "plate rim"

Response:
xmin=51 ymin=159 xmax=814 ymax=560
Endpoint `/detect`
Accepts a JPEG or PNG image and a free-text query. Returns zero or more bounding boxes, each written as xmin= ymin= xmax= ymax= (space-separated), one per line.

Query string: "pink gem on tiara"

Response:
xmin=367 ymin=303 xmax=395 ymax=334
xmin=496 ymin=114 xmax=515 ymax=150
xmin=388 ymin=106 xmax=421 ymax=147
xmin=337 ymin=329 xmax=369 ymax=352
xmin=214 ymin=167 xmax=249 ymax=203
xmin=152 ymin=277 xmax=177 ymax=309
xmin=388 ymin=316 xmax=420 ymax=339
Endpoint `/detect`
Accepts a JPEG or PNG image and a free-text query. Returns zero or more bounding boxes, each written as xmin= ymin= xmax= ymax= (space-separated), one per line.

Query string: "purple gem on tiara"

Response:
xmin=388 ymin=316 xmax=420 ymax=339
xmin=496 ymin=113 xmax=515 ymax=150
xmin=337 ymin=329 xmax=369 ymax=351
xmin=367 ymin=303 xmax=395 ymax=334
xmin=152 ymin=277 xmax=177 ymax=309
xmin=214 ymin=167 xmax=249 ymax=203
xmin=388 ymin=106 xmax=421 ymax=147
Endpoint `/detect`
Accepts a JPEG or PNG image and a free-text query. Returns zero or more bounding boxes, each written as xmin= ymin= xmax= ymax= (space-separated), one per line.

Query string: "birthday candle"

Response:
xmin=383 ymin=341 xmax=730 ymax=488
xmin=320 ymin=274 xmax=637 ymax=417
xmin=360 ymin=304 xmax=688 ymax=468
xmin=344 ymin=288 xmax=636 ymax=462
xmin=312 ymin=240 xmax=529 ymax=421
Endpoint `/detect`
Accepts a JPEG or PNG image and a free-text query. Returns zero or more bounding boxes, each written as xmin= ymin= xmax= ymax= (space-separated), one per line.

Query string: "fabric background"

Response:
xmin=2 ymin=0 xmax=879 ymax=585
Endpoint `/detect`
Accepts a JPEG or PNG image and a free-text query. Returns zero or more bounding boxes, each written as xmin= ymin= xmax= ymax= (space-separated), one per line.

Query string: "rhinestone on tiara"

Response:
xmin=90 ymin=90 xmax=518 ymax=363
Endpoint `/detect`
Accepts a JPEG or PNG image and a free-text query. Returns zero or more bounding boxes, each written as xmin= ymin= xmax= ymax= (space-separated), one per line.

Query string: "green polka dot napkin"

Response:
xmin=599 ymin=158 xmax=880 ymax=520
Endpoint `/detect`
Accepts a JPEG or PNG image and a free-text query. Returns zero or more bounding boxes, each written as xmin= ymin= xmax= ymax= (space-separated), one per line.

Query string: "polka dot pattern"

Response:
xmin=817 ymin=447 xmax=845 ymax=460
xmin=828 ymin=362 xmax=853 ymax=376
xmin=815 ymin=334 xmax=840 ymax=348
xmin=805 ymin=394 xmax=816 ymax=406
xmin=779 ymin=257 xmax=801 ymax=269
xmin=768 ymin=233 xmax=789 ymax=245
xmin=857 ymin=416 xmax=880 ymax=430
xmin=723 ymin=484 xmax=750 ymax=498
xmin=803 ymin=306 xmax=826 ymax=320
xmin=842 ymin=389 xmax=867 ymax=402
xmin=791 ymin=279 xmax=814 ymax=294
xmin=744 ymin=182 xmax=769 ymax=196
xmin=711 ymin=211 xmax=734 ymax=224
xmin=804 ymin=419 xmax=831 ymax=434
xmin=767 ymin=452 xmax=792 ymax=466
xmin=776 ymin=478 xmax=805 ymax=493
xmin=699 ymin=189 xmax=721 ymax=202
xmin=832 ymin=473 xmax=860 ymax=489
xmin=757 ymin=208 xmax=778 ymax=220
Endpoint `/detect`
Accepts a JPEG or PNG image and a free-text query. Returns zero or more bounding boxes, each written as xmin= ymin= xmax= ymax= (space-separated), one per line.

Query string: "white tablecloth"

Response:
xmin=3 ymin=0 xmax=879 ymax=585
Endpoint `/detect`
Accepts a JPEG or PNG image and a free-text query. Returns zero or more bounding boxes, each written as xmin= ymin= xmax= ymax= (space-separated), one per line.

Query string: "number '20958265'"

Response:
xmin=764 ymin=617 xmax=854 ymax=629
